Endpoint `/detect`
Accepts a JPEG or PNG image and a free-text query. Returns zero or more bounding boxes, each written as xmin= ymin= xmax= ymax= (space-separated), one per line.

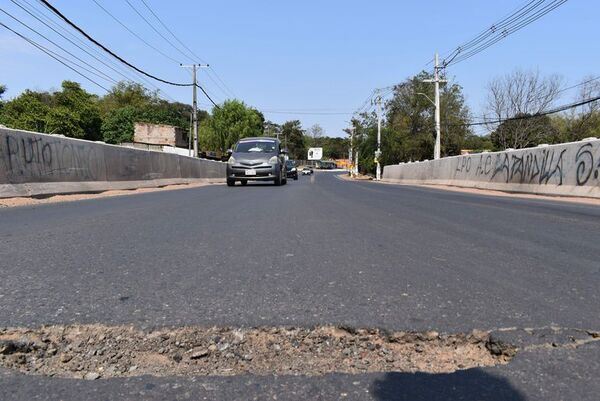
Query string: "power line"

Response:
xmin=13 ymin=0 xmax=132 ymax=83
xmin=457 ymin=94 xmax=600 ymax=127
xmin=124 ymin=0 xmax=192 ymax=64
xmin=556 ymin=76 xmax=600 ymax=95
xmin=0 ymin=21 xmax=109 ymax=91
xmin=196 ymin=84 xmax=219 ymax=108
xmin=90 ymin=0 xmax=181 ymax=64
xmin=136 ymin=0 xmax=239 ymax=100
xmin=444 ymin=0 xmax=569 ymax=67
xmin=205 ymin=67 xmax=237 ymax=99
xmin=0 ymin=7 xmax=117 ymax=84
xmin=428 ymin=0 xmax=543 ymax=67
xmin=138 ymin=0 xmax=206 ymax=63
xmin=38 ymin=0 xmax=193 ymax=87
xmin=17 ymin=0 xmax=178 ymax=101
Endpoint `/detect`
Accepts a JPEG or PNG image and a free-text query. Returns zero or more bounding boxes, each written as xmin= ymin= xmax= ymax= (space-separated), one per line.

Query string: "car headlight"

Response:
xmin=291 ymin=167 xmax=297 ymax=172
xmin=228 ymin=156 xmax=236 ymax=165
xmin=268 ymin=156 xmax=279 ymax=165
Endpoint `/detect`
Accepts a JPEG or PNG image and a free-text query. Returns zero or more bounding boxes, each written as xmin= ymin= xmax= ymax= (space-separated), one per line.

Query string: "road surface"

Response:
xmin=1 ymin=171 xmax=598 ymax=400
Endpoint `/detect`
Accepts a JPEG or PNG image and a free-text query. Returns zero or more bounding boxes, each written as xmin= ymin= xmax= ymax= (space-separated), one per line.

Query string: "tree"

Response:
xmin=52 ymin=81 xmax=102 ymax=140
xmin=202 ymin=100 xmax=264 ymax=151
xmin=264 ymin=120 xmax=281 ymax=138
xmin=0 ymin=85 xmax=4 ymax=114
xmin=281 ymin=120 xmax=305 ymax=160
xmin=307 ymin=124 xmax=324 ymax=146
xmin=0 ymin=90 xmax=51 ymax=133
xmin=0 ymin=81 xmax=101 ymax=140
xmin=558 ymin=77 xmax=600 ymax=142
xmin=101 ymin=106 xmax=138 ymax=144
xmin=98 ymin=82 xmax=158 ymax=115
xmin=386 ymin=71 xmax=471 ymax=163
xmin=462 ymin=133 xmax=493 ymax=152
xmin=491 ymin=114 xmax=558 ymax=150
xmin=486 ymin=69 xmax=562 ymax=149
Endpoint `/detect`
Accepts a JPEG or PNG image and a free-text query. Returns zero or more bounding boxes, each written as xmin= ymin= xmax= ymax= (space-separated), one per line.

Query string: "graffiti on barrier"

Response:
xmin=453 ymin=142 xmax=600 ymax=187
xmin=1 ymin=132 xmax=105 ymax=181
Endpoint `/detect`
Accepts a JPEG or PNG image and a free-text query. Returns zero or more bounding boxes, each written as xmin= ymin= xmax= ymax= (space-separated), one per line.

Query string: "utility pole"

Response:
xmin=372 ymin=93 xmax=383 ymax=180
xmin=180 ymin=64 xmax=209 ymax=157
xmin=347 ymin=126 xmax=355 ymax=176
xmin=188 ymin=113 xmax=192 ymax=157
xmin=423 ymin=53 xmax=446 ymax=160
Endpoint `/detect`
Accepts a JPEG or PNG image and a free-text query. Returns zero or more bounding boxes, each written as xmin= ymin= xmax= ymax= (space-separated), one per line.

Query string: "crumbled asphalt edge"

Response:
xmin=0 ymin=325 xmax=518 ymax=380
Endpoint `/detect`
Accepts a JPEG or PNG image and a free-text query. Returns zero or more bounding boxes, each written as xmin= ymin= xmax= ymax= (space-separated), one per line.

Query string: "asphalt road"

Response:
xmin=1 ymin=171 xmax=599 ymax=400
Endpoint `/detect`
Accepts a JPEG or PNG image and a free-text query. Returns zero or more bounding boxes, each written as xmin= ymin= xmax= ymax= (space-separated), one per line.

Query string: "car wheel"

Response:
xmin=241 ymin=180 xmax=248 ymax=186
xmin=227 ymin=178 xmax=235 ymax=187
xmin=294 ymin=175 xmax=298 ymax=180
xmin=274 ymin=171 xmax=282 ymax=186
xmin=282 ymin=177 xmax=287 ymax=185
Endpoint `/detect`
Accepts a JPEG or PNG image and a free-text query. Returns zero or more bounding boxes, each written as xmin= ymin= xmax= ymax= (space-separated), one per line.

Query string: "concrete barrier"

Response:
xmin=0 ymin=127 xmax=225 ymax=198
xmin=382 ymin=138 xmax=600 ymax=198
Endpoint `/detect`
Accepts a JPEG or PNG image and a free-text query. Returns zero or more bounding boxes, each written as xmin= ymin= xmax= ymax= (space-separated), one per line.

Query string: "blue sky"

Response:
xmin=0 ymin=0 xmax=596 ymax=137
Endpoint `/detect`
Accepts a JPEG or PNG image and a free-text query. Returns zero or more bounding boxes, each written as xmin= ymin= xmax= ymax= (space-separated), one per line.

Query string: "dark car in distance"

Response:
xmin=286 ymin=160 xmax=298 ymax=180
xmin=226 ymin=138 xmax=287 ymax=186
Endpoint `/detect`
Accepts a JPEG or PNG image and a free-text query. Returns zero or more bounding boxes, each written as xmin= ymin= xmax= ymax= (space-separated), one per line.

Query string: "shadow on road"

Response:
xmin=371 ymin=369 xmax=525 ymax=401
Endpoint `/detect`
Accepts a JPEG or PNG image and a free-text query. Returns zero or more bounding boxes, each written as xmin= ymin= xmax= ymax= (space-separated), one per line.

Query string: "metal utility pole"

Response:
xmin=423 ymin=53 xmax=446 ymax=160
xmin=180 ymin=64 xmax=209 ymax=157
xmin=372 ymin=94 xmax=383 ymax=180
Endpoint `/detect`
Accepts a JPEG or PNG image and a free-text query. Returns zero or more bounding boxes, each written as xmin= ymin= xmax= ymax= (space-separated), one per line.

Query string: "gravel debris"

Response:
xmin=0 ymin=325 xmax=514 ymax=379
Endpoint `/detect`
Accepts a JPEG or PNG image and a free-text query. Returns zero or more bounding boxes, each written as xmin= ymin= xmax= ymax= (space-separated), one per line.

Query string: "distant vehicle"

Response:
xmin=301 ymin=166 xmax=314 ymax=175
xmin=316 ymin=161 xmax=337 ymax=170
xmin=286 ymin=160 xmax=298 ymax=180
xmin=226 ymin=138 xmax=287 ymax=186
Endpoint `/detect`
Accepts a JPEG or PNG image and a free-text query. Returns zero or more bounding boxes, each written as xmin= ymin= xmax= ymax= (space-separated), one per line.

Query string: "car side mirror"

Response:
xmin=280 ymin=148 xmax=288 ymax=155
xmin=226 ymin=149 xmax=233 ymax=155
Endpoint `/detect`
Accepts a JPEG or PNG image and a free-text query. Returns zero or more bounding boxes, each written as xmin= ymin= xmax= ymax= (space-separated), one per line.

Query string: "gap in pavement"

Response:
xmin=0 ymin=325 xmax=516 ymax=380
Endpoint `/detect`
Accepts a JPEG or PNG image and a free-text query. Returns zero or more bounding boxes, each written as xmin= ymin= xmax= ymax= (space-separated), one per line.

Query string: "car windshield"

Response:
xmin=235 ymin=140 xmax=277 ymax=153
xmin=286 ymin=161 xmax=295 ymax=167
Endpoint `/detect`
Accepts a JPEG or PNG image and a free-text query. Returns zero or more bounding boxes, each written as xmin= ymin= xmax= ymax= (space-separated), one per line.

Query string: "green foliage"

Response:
xmin=54 ymin=81 xmax=102 ymax=140
xmin=350 ymin=72 xmax=472 ymax=174
xmin=98 ymin=82 xmax=158 ymax=115
xmin=101 ymin=106 xmax=138 ymax=144
xmin=281 ymin=120 xmax=305 ymax=160
xmin=98 ymin=82 xmax=198 ymax=143
xmin=0 ymin=81 xmax=102 ymax=140
xmin=0 ymin=90 xmax=50 ymax=133
xmin=305 ymin=135 xmax=348 ymax=159
xmin=462 ymin=133 xmax=493 ymax=152
xmin=202 ymin=100 xmax=265 ymax=152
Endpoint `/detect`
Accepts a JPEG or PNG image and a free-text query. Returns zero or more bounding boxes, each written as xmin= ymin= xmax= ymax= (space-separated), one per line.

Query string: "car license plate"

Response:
xmin=245 ymin=169 xmax=257 ymax=176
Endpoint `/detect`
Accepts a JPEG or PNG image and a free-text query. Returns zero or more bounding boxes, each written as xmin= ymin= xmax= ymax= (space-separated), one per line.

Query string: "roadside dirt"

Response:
xmin=0 ymin=181 xmax=222 ymax=208
xmin=0 ymin=325 xmax=515 ymax=380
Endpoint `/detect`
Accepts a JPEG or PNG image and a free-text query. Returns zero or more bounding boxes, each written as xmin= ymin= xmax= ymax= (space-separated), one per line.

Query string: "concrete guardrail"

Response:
xmin=382 ymin=138 xmax=600 ymax=199
xmin=0 ymin=127 xmax=225 ymax=198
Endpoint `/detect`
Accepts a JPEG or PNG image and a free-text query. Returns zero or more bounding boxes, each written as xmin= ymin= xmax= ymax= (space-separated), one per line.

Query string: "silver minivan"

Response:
xmin=226 ymin=138 xmax=287 ymax=186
